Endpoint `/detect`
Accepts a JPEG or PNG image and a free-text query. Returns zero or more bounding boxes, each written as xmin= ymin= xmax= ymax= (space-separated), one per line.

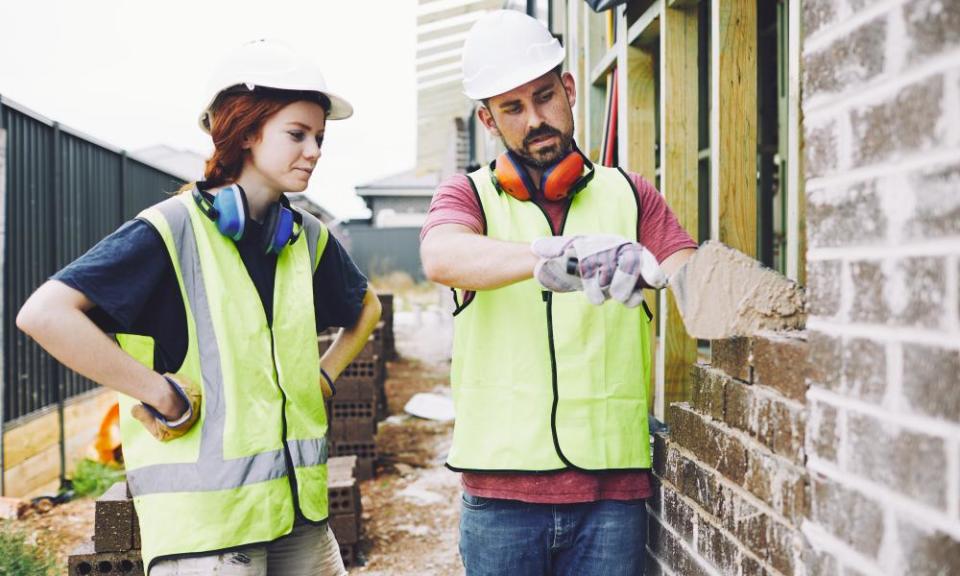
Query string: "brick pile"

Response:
xmin=67 ymin=482 xmax=144 ymax=576
xmin=328 ymin=455 xmax=363 ymax=567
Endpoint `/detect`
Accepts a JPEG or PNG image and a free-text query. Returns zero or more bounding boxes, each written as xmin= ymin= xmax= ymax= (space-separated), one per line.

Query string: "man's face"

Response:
xmin=479 ymin=70 xmax=577 ymax=169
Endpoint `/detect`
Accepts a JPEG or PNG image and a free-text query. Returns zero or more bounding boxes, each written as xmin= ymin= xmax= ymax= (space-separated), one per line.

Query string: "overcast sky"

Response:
xmin=0 ymin=0 xmax=418 ymax=219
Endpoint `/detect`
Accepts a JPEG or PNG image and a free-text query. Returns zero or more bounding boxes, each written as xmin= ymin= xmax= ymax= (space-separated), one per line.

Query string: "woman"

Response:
xmin=16 ymin=39 xmax=380 ymax=575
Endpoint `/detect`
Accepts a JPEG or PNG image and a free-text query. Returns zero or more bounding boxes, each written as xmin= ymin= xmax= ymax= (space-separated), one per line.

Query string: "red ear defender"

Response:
xmin=493 ymin=153 xmax=533 ymax=201
xmin=492 ymin=150 xmax=588 ymax=202
xmin=541 ymin=152 xmax=585 ymax=201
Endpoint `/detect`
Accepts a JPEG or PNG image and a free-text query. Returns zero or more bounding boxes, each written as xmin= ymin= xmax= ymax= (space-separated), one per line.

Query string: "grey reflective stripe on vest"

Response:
xmin=301 ymin=210 xmax=322 ymax=272
xmin=127 ymin=198 xmax=327 ymax=496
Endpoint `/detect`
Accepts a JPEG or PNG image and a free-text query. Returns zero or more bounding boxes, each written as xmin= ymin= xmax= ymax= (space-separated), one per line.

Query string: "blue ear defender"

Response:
xmin=192 ymin=184 xmax=303 ymax=254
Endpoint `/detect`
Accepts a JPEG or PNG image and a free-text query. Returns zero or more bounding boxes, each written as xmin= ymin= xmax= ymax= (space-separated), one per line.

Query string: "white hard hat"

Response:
xmin=199 ymin=39 xmax=353 ymax=133
xmin=461 ymin=10 xmax=566 ymax=100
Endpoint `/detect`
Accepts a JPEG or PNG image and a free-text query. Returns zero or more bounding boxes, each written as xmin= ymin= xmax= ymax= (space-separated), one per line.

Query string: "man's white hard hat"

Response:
xmin=199 ymin=39 xmax=353 ymax=133
xmin=461 ymin=10 xmax=566 ymax=101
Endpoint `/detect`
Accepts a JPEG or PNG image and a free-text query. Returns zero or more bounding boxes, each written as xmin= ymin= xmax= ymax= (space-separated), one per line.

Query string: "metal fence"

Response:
xmin=1 ymin=96 xmax=184 ymax=425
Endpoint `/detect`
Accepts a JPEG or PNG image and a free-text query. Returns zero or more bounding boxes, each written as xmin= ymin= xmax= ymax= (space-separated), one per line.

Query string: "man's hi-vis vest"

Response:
xmin=114 ymin=192 xmax=330 ymax=572
xmin=446 ymin=164 xmax=653 ymax=473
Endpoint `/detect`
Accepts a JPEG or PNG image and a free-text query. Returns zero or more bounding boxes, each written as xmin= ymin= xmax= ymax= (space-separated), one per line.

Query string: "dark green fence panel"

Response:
xmin=1 ymin=96 xmax=184 ymax=424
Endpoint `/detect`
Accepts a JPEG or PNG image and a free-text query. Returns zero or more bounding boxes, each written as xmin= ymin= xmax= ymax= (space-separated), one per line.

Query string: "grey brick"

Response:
xmin=804 ymin=17 xmax=886 ymax=97
xmin=847 ymin=412 xmax=948 ymax=510
xmin=803 ymin=0 xmax=838 ymax=40
xmin=809 ymin=474 xmax=885 ymax=558
xmin=905 ymin=0 xmax=960 ymax=65
xmin=696 ymin=520 xmax=741 ymax=574
xmin=802 ymin=541 xmax=841 ymax=575
xmin=690 ymin=364 xmax=728 ymax=421
xmin=808 ymin=182 xmax=887 ymax=249
xmin=896 ymin=257 xmax=948 ymax=330
xmin=807 ymin=260 xmax=843 ymax=318
xmin=849 ymin=260 xmax=890 ymax=324
xmin=903 ymin=163 xmax=960 ymax=241
xmin=903 ymin=343 xmax=960 ymax=423
xmin=807 ymin=400 xmax=841 ymax=464
xmin=898 ymin=519 xmax=960 ymax=575
xmin=663 ymin=490 xmax=695 ymax=544
xmin=851 ymin=75 xmax=945 ymax=167
xmin=841 ymin=338 xmax=887 ymax=403
xmin=808 ymin=330 xmax=844 ymax=389
xmin=805 ymin=120 xmax=840 ymax=179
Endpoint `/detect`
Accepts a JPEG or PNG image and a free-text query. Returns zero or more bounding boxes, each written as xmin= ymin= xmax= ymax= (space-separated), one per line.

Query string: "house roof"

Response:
xmin=355 ymin=169 xmax=440 ymax=197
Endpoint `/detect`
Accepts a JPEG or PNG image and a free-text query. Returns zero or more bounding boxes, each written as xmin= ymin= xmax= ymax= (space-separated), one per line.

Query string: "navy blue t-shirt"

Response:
xmin=53 ymin=213 xmax=368 ymax=375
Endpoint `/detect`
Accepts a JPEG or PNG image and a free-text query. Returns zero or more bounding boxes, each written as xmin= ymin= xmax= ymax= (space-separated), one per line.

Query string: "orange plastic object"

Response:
xmin=91 ymin=402 xmax=123 ymax=465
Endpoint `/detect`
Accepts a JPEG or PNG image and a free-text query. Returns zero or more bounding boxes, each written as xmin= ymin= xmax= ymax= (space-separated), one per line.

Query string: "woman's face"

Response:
xmin=243 ymin=100 xmax=328 ymax=194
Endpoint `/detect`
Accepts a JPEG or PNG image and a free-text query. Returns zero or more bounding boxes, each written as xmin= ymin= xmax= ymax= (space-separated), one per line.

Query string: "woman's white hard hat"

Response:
xmin=461 ymin=10 xmax=566 ymax=101
xmin=199 ymin=39 xmax=353 ymax=133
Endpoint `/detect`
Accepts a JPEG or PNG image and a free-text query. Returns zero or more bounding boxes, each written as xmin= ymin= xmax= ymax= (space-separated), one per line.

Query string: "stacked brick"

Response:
xmin=647 ymin=333 xmax=809 ymax=576
xmin=801 ymin=0 xmax=960 ymax=572
xmin=319 ymin=292 xmax=395 ymax=481
xmin=379 ymin=292 xmax=396 ymax=360
xmin=328 ymin=455 xmax=363 ymax=567
xmin=67 ymin=482 xmax=143 ymax=576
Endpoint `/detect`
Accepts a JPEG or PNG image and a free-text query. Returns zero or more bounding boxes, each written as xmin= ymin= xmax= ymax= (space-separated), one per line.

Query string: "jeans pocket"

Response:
xmin=461 ymin=492 xmax=492 ymax=511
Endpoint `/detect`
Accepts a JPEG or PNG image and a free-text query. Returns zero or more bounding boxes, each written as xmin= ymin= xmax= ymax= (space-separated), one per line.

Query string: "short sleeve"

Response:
xmin=629 ymin=173 xmax=699 ymax=263
xmin=420 ymin=174 xmax=486 ymax=241
xmin=313 ymin=234 xmax=369 ymax=331
xmin=52 ymin=219 xmax=174 ymax=332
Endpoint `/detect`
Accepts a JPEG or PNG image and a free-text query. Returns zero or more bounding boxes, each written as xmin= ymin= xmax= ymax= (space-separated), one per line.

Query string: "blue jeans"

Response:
xmin=459 ymin=493 xmax=647 ymax=576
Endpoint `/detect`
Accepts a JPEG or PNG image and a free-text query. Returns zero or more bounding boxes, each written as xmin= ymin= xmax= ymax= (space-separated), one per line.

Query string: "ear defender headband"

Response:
xmin=490 ymin=149 xmax=594 ymax=202
xmin=192 ymin=184 xmax=303 ymax=255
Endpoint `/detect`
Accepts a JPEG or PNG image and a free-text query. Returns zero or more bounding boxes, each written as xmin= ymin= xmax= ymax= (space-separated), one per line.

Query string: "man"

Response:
xmin=419 ymin=10 xmax=698 ymax=576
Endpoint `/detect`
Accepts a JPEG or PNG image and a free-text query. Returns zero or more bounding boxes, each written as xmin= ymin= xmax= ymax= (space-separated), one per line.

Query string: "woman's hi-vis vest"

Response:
xmin=446 ymin=164 xmax=653 ymax=473
xmin=114 ymin=193 xmax=330 ymax=573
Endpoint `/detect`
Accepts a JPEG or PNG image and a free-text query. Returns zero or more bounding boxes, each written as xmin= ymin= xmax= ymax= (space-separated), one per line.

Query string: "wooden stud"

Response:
xmin=618 ymin=5 xmax=660 ymax=411
xmin=710 ymin=0 xmax=757 ymax=256
xmin=660 ymin=3 xmax=700 ymax=419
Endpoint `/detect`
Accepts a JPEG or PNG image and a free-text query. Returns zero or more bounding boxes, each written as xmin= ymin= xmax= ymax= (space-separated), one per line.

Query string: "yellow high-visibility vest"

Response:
xmin=447 ymin=164 xmax=653 ymax=472
xmin=115 ymin=191 xmax=330 ymax=572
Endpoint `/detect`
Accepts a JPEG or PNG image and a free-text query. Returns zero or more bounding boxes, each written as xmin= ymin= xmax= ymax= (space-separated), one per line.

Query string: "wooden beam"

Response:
xmin=660 ymin=3 xmax=700 ymax=419
xmin=627 ymin=0 xmax=663 ymax=46
xmin=667 ymin=0 xmax=699 ymax=8
xmin=710 ymin=0 xmax=757 ymax=256
xmin=568 ymin=0 xmax=586 ymax=146
xmin=584 ymin=6 xmax=609 ymax=160
xmin=589 ymin=46 xmax=618 ymax=87
xmin=417 ymin=0 xmax=500 ymax=27
xmin=617 ymin=5 xmax=661 ymax=412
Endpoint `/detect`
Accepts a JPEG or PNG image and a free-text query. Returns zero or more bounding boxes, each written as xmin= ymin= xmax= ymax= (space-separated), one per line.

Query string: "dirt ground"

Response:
xmin=6 ymin=299 xmax=464 ymax=575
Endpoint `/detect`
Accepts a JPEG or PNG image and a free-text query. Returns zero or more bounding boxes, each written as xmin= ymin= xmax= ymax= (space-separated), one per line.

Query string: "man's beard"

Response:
xmin=504 ymin=123 xmax=574 ymax=169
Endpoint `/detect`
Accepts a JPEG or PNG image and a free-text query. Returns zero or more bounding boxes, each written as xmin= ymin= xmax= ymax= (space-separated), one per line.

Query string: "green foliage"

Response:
xmin=71 ymin=458 xmax=126 ymax=499
xmin=0 ymin=526 xmax=56 ymax=576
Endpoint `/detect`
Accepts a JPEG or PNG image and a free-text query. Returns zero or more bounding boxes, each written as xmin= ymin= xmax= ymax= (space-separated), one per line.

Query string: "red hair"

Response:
xmin=198 ymin=88 xmax=330 ymax=189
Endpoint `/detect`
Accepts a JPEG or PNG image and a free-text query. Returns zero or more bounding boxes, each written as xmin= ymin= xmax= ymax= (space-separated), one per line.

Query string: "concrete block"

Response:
xmin=68 ymin=541 xmax=144 ymax=576
xmin=670 ymin=242 xmax=806 ymax=340
xmin=331 ymin=442 xmax=376 ymax=480
xmin=330 ymin=513 xmax=361 ymax=545
xmin=94 ymin=482 xmax=136 ymax=553
xmin=339 ymin=542 xmax=358 ymax=567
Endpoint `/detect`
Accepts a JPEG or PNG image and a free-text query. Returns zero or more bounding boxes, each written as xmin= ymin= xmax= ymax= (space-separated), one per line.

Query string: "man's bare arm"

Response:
xmin=420 ymin=224 xmax=538 ymax=290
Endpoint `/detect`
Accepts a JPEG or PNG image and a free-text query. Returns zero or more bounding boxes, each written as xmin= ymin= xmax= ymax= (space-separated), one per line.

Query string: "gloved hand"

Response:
xmin=532 ymin=234 xmax=667 ymax=306
xmin=131 ymin=373 xmax=202 ymax=442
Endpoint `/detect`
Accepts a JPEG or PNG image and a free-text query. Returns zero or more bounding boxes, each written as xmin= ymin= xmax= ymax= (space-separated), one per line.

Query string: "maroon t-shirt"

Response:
xmin=422 ymin=171 xmax=697 ymax=504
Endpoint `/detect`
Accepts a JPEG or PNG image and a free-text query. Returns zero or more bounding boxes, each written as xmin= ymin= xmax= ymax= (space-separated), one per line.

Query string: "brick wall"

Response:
xmin=800 ymin=0 xmax=960 ymax=573
xmin=648 ymin=1 xmax=959 ymax=574
xmin=647 ymin=334 xmax=811 ymax=576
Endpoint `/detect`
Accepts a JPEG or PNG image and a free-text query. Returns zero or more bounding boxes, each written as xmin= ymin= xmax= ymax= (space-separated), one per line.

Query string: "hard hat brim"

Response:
xmin=198 ymin=88 xmax=354 ymax=134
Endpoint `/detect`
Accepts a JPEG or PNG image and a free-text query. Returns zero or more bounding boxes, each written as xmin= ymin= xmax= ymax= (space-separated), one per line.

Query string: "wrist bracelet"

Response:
xmin=320 ymin=368 xmax=337 ymax=397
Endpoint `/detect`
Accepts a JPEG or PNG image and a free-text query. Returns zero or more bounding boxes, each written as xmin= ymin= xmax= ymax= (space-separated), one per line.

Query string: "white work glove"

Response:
xmin=532 ymin=234 xmax=667 ymax=307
